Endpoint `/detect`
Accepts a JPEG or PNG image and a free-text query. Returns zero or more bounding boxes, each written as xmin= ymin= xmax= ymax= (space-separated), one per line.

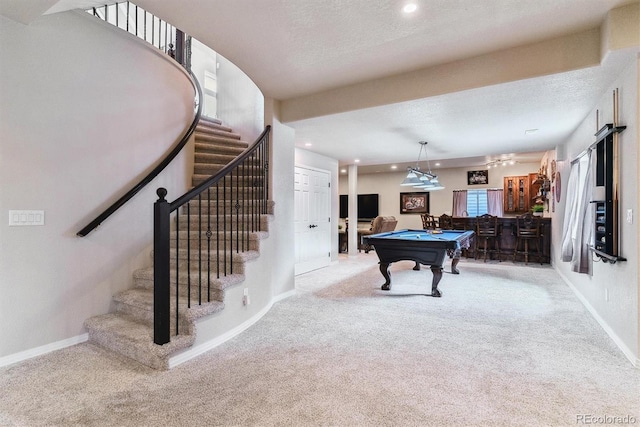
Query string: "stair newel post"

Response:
xmin=154 ymin=188 xmax=171 ymax=345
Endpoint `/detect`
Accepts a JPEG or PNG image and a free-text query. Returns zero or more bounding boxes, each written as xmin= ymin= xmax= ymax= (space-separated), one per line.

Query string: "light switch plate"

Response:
xmin=627 ymin=209 xmax=633 ymax=224
xmin=9 ymin=210 xmax=45 ymax=226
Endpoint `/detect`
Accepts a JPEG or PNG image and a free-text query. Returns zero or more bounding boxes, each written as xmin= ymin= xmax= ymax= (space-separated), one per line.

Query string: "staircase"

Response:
xmin=84 ymin=118 xmax=272 ymax=370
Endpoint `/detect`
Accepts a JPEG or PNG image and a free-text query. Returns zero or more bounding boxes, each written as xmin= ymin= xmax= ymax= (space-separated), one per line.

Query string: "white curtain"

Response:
xmin=452 ymin=190 xmax=467 ymax=216
xmin=560 ymin=151 xmax=594 ymax=274
xmin=487 ymin=189 xmax=503 ymax=217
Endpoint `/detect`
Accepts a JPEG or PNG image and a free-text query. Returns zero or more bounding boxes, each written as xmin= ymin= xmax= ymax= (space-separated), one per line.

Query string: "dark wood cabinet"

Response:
xmin=503 ymin=176 xmax=529 ymax=213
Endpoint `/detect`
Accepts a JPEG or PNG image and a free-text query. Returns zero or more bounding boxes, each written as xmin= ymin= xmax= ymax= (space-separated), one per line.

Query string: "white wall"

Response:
xmin=552 ymin=57 xmax=639 ymax=364
xmin=338 ymin=162 xmax=540 ymax=230
xmin=216 ymin=54 xmax=264 ymax=142
xmin=0 ymin=11 xmax=194 ymax=357
xmin=265 ymin=98 xmax=296 ymax=296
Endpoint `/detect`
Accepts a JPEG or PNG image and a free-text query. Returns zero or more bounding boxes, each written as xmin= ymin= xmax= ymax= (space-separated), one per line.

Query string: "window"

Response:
xmin=466 ymin=190 xmax=488 ymax=217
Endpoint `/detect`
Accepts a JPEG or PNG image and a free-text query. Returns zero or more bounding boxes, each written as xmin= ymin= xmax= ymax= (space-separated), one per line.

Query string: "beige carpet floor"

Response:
xmin=1 ymin=254 xmax=638 ymax=426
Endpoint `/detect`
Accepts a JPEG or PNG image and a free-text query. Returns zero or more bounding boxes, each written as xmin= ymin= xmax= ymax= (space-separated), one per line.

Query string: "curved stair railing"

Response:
xmin=153 ymin=126 xmax=271 ymax=345
xmin=77 ymin=2 xmax=202 ymax=236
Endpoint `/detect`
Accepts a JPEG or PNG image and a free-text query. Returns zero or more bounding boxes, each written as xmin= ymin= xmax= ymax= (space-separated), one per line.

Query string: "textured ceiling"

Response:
xmin=130 ymin=0 xmax=638 ymax=171
xmin=6 ymin=0 xmax=637 ymax=171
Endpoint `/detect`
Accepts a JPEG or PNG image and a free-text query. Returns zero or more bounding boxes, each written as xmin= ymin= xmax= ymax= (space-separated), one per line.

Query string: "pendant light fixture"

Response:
xmin=400 ymin=141 xmax=444 ymax=191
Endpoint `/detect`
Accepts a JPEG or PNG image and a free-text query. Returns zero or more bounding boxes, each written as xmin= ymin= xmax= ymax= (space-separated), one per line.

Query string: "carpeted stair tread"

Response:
xmin=175 ymin=216 xmax=271 ymax=231
xmin=194 ymin=142 xmax=246 ymax=156
xmin=114 ymin=288 xmax=226 ymax=319
xmin=185 ymin=185 xmax=268 ymax=196
xmin=196 ymin=117 xmax=229 ymax=130
xmin=171 ymin=230 xmax=268 ymax=240
xmin=181 ymin=200 xmax=275 ymax=215
xmin=194 ymin=133 xmax=248 ymax=147
xmin=84 ymin=313 xmax=195 ymax=370
xmin=197 ymin=117 xmax=222 ymax=126
xmin=133 ymin=267 xmax=246 ymax=291
xmin=195 ymin=152 xmax=239 ymax=164
xmin=170 ymin=248 xmax=261 ymax=263
xmin=191 ymin=177 xmax=266 ymax=188
xmin=195 ymin=124 xmax=240 ymax=140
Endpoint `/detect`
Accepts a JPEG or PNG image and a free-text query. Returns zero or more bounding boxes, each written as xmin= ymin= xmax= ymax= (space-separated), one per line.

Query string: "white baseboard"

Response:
xmin=0 ymin=333 xmax=89 ymax=368
xmin=168 ymin=289 xmax=297 ymax=368
xmin=555 ymin=267 xmax=640 ymax=368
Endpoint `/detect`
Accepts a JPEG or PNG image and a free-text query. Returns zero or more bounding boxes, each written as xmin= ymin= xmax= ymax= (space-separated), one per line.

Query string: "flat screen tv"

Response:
xmin=339 ymin=194 xmax=379 ymax=221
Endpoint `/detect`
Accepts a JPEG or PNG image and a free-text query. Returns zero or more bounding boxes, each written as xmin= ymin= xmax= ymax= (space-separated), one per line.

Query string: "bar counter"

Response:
xmin=449 ymin=216 xmax=551 ymax=263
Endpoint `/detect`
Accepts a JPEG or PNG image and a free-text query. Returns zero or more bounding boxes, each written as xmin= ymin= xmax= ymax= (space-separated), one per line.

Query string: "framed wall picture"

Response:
xmin=467 ymin=170 xmax=488 ymax=185
xmin=400 ymin=192 xmax=429 ymax=214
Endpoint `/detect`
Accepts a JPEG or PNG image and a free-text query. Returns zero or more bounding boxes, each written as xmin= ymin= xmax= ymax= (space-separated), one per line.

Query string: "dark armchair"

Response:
xmin=358 ymin=216 xmax=398 ymax=253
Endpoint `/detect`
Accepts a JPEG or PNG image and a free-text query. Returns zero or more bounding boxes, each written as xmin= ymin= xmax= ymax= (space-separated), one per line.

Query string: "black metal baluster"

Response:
xmin=223 ymin=176 xmax=227 ymax=276
xmin=198 ymin=194 xmax=202 ymax=305
xmin=266 ymin=134 xmax=270 ymax=210
xmin=187 ymin=203 xmax=191 ymax=308
xmin=238 ymin=167 xmax=242 ymax=253
xmin=231 ymin=170 xmax=240 ymax=258
xmin=250 ymin=153 xmax=255 ymax=233
xmin=264 ymin=137 xmax=269 ymax=214
xmin=207 ymin=187 xmax=211 ymax=301
xmin=216 ymin=183 xmax=220 ymax=279
xmin=242 ymin=159 xmax=246 ymax=251
xmin=229 ymin=170 xmax=233 ymax=273
xmin=175 ymin=210 xmax=179 ymax=335
xmin=259 ymin=144 xmax=263 ymax=229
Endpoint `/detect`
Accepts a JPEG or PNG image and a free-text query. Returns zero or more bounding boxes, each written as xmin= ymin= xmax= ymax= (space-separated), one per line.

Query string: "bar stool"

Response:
xmin=421 ymin=213 xmax=438 ymax=230
xmin=475 ymin=214 xmax=501 ymax=262
xmin=514 ymin=213 xmax=542 ymax=264
xmin=438 ymin=214 xmax=453 ymax=230
xmin=451 ymin=217 xmax=467 ymax=231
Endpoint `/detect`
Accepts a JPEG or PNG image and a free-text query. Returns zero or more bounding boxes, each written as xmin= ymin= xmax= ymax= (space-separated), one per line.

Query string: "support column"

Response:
xmin=348 ymin=164 xmax=358 ymax=256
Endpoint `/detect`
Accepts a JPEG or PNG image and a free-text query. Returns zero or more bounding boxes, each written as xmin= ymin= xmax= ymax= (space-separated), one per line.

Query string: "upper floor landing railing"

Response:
xmin=89 ymin=3 xmax=178 ymax=60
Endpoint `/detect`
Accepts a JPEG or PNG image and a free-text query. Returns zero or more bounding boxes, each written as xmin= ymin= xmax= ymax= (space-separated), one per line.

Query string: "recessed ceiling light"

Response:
xmin=341 ymin=169 xmax=347 ymax=174
xmin=391 ymin=165 xmax=397 ymax=170
xmin=435 ymin=162 xmax=440 ymax=167
xmin=304 ymin=142 xmax=312 ymax=147
xmin=403 ymin=3 xmax=417 ymax=13
xmin=354 ymin=159 xmax=360 ymax=163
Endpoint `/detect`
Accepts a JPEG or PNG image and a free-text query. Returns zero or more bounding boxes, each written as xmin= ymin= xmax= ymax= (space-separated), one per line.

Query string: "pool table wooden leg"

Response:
xmin=430 ymin=265 xmax=443 ymax=297
xmin=451 ymin=258 xmax=460 ymax=274
xmin=450 ymin=248 xmax=462 ymax=274
xmin=412 ymin=261 xmax=420 ymax=271
xmin=379 ymin=262 xmax=392 ymax=290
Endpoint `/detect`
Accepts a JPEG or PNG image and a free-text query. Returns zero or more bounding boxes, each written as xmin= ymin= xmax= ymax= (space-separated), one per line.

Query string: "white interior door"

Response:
xmin=294 ymin=166 xmax=331 ymax=275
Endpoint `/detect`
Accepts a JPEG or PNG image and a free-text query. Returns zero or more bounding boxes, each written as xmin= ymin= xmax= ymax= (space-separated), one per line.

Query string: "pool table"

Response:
xmin=362 ymin=229 xmax=475 ymax=297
